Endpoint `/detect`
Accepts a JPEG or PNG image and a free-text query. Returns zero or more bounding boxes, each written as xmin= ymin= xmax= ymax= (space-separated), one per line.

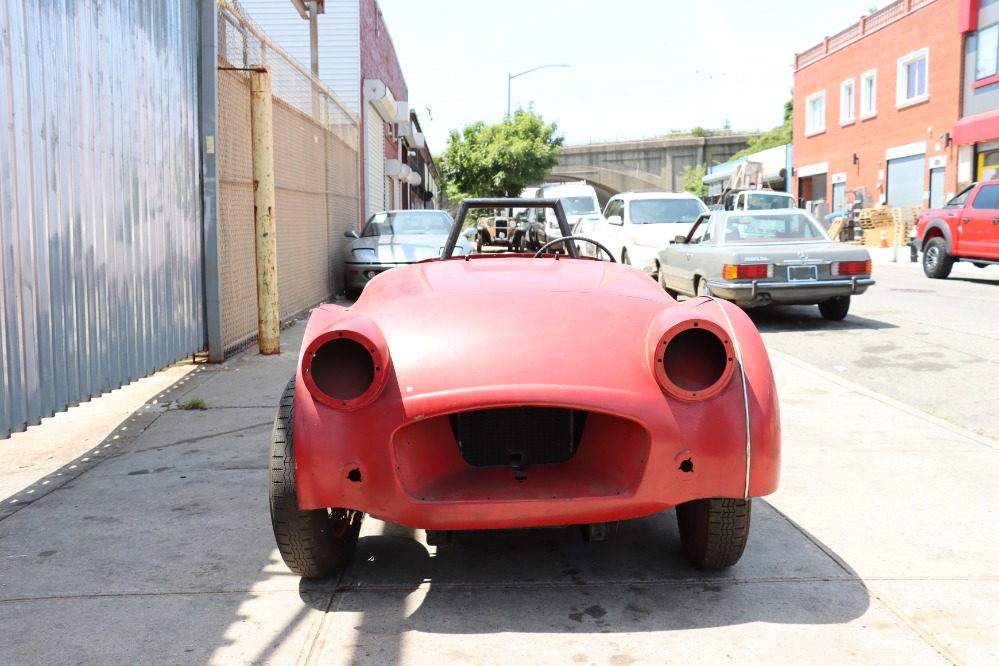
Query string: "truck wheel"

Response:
xmin=270 ymin=377 xmax=363 ymax=578
xmin=922 ymin=238 xmax=953 ymax=279
xmin=675 ymin=497 xmax=751 ymax=569
xmin=818 ymin=295 xmax=850 ymax=320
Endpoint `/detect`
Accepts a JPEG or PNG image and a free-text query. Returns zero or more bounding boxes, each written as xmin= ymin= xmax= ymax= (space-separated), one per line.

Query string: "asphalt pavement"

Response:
xmin=1 ymin=247 xmax=997 ymax=665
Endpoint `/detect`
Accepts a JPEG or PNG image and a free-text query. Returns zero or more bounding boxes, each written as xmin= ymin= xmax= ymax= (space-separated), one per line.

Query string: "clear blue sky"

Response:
xmin=375 ymin=0 xmax=887 ymax=153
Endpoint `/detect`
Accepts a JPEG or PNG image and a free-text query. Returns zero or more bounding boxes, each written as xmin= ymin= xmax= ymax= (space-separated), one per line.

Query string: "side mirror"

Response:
xmin=674 ymin=234 xmax=687 ymax=244
xmin=537 ymin=210 xmax=547 ymax=223
xmin=344 ymin=229 xmax=360 ymax=239
xmin=607 ymin=215 xmax=623 ymax=226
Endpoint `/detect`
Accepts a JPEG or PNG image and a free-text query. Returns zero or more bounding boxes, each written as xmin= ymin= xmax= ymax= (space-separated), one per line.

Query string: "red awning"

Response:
xmin=953 ymin=108 xmax=999 ymax=145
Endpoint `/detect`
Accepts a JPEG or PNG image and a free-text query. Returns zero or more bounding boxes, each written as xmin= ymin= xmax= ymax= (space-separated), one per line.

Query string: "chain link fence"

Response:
xmin=217 ymin=2 xmax=360 ymax=356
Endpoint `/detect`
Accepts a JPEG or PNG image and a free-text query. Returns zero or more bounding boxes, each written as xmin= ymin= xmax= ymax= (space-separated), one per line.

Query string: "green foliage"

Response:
xmin=177 ymin=396 xmax=208 ymax=410
xmin=438 ymin=106 xmax=565 ymax=203
xmin=690 ymin=126 xmax=710 ymax=137
xmin=730 ymin=95 xmax=792 ymax=161
xmin=682 ymin=163 xmax=707 ymax=196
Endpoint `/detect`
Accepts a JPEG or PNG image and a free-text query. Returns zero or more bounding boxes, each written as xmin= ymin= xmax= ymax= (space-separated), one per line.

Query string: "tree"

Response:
xmin=682 ymin=163 xmax=707 ymax=196
xmin=438 ymin=106 xmax=564 ymax=204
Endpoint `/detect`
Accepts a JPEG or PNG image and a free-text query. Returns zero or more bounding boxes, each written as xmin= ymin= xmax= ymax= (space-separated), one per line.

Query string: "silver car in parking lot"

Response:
xmin=343 ymin=209 xmax=472 ymax=296
xmin=657 ymin=209 xmax=875 ymax=320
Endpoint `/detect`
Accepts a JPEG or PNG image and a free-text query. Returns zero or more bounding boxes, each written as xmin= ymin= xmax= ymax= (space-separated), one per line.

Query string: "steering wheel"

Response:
xmin=533 ymin=235 xmax=617 ymax=262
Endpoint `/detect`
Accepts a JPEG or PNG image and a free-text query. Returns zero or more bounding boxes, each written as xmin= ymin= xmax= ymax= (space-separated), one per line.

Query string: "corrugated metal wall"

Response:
xmin=217 ymin=5 xmax=360 ymax=356
xmin=0 ymin=1 xmax=204 ymax=437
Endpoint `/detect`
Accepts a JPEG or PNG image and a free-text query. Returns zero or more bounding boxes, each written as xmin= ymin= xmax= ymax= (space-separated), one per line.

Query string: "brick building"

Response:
xmin=793 ymin=0 xmax=962 ymax=214
xmin=954 ymin=0 xmax=999 ymax=182
xmin=236 ymin=0 xmax=438 ymax=220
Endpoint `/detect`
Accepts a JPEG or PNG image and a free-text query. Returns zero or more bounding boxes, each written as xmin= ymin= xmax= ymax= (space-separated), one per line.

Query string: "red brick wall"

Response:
xmin=360 ymin=0 xmax=408 ymax=104
xmin=793 ymin=0 xmax=962 ymax=205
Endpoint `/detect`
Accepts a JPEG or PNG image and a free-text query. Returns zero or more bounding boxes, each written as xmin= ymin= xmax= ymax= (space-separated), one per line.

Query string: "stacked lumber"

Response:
xmin=827 ymin=217 xmax=844 ymax=241
xmin=857 ymin=206 xmax=919 ymax=246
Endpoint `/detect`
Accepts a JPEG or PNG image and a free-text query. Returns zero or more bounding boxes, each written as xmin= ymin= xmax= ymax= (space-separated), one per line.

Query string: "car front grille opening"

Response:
xmin=449 ymin=407 xmax=587 ymax=470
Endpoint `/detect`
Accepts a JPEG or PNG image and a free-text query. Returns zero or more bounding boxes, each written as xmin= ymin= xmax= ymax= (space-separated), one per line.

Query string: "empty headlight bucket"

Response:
xmin=651 ymin=316 xmax=736 ymax=401
xmin=302 ymin=323 xmax=389 ymax=410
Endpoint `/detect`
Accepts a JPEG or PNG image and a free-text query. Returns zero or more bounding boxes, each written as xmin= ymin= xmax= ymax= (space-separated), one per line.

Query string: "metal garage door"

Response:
xmin=887 ymin=154 xmax=926 ymax=206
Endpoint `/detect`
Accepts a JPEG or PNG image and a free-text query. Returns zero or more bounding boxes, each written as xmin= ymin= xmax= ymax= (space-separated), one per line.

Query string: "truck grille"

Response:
xmin=449 ymin=407 xmax=586 ymax=469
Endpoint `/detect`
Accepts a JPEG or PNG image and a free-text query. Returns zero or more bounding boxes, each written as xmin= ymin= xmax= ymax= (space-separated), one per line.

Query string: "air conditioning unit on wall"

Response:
xmin=363 ymin=78 xmax=397 ymax=123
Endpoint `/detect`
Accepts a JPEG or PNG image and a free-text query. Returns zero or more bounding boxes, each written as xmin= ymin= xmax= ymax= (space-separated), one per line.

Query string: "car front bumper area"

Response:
xmin=344 ymin=262 xmax=400 ymax=292
xmin=293 ymin=379 xmax=780 ymax=532
xmin=706 ymin=276 xmax=875 ymax=306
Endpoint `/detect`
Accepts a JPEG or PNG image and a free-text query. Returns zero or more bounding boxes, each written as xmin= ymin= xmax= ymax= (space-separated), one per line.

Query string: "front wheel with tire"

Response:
xmin=922 ymin=237 xmax=953 ymax=279
xmin=818 ymin=295 xmax=850 ymax=321
xmin=675 ymin=497 xmax=752 ymax=569
xmin=270 ymin=378 xmax=363 ymax=578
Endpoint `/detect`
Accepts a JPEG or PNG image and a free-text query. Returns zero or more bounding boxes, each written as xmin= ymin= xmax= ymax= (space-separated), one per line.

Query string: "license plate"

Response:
xmin=788 ymin=265 xmax=817 ymax=281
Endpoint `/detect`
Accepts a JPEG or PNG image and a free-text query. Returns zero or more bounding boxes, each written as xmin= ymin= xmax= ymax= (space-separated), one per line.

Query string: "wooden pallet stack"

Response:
xmin=857 ymin=206 xmax=919 ymax=246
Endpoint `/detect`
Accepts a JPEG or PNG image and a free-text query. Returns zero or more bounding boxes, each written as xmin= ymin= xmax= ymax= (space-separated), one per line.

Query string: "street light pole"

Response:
xmin=507 ymin=64 xmax=570 ymax=118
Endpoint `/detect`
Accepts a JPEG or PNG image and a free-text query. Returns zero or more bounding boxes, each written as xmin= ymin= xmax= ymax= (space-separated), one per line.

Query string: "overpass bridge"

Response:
xmin=549 ymin=133 xmax=756 ymax=206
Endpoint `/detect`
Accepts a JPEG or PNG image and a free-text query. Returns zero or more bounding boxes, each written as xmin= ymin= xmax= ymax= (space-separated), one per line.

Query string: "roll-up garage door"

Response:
xmin=366 ymin=106 xmax=386 ymax=219
xmin=887 ymin=154 xmax=925 ymax=206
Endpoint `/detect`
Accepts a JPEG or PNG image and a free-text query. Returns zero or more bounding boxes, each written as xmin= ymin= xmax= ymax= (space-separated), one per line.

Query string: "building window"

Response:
xmin=805 ymin=91 xmax=826 ymax=136
xmin=977 ymin=24 xmax=999 ymax=80
xmin=860 ymin=69 xmax=877 ymax=118
xmin=897 ymin=48 xmax=929 ymax=107
xmin=840 ymin=79 xmax=855 ymax=124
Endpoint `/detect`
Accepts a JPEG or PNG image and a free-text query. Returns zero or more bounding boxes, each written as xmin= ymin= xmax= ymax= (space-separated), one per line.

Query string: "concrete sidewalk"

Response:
xmin=1 ymin=318 xmax=997 ymax=665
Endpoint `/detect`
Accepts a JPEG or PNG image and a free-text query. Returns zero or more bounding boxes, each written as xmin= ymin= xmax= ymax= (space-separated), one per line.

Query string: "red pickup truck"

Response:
xmin=917 ymin=181 xmax=999 ymax=278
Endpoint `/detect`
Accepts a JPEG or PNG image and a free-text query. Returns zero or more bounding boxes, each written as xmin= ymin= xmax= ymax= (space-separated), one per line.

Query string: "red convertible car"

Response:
xmin=270 ymin=198 xmax=781 ymax=578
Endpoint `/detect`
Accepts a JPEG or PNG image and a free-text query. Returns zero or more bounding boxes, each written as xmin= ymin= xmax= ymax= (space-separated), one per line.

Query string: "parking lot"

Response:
xmin=2 ymin=276 xmax=997 ymax=665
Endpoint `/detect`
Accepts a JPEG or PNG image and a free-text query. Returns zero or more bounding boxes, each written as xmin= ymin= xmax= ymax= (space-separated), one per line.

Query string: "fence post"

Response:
xmin=250 ymin=67 xmax=280 ymax=354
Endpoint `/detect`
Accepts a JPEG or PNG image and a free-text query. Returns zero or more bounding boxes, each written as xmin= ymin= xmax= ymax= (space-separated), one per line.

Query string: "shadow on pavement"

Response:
xmin=297 ymin=499 xmax=870 ymax=655
xmin=746 ymin=305 xmax=898 ymax=332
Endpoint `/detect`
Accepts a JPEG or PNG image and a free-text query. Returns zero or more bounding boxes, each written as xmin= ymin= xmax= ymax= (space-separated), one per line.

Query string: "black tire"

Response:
xmin=658 ymin=264 xmax=678 ymax=299
xmin=475 ymin=236 xmax=483 ymax=253
xmin=922 ymin=237 xmax=953 ymax=279
xmin=621 ymin=249 xmax=631 ymax=265
xmin=818 ymin=295 xmax=850 ymax=321
xmin=675 ymin=497 xmax=752 ymax=569
xmin=270 ymin=377 xmax=363 ymax=578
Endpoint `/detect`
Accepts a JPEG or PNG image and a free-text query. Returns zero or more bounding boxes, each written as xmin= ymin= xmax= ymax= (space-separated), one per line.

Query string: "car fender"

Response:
xmin=475 ymin=225 xmax=492 ymax=244
xmin=920 ymin=218 xmax=952 ymax=251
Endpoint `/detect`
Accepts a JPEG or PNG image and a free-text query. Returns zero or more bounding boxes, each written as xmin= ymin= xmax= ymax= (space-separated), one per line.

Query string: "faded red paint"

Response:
xmin=291 ymin=255 xmax=781 ymax=530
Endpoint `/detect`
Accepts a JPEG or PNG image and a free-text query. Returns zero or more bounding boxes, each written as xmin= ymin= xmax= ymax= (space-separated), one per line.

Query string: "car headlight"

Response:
xmin=650 ymin=313 xmax=735 ymax=401
xmin=351 ymin=248 xmax=377 ymax=261
xmin=302 ymin=316 xmax=390 ymax=410
xmin=631 ymin=235 xmax=660 ymax=248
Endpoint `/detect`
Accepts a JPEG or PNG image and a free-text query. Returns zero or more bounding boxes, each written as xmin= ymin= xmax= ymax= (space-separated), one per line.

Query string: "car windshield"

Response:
xmin=560 ymin=196 xmax=600 ymax=215
xmin=722 ymin=212 xmax=830 ymax=243
xmin=744 ymin=192 xmax=796 ymax=210
xmin=630 ymin=198 xmax=707 ymax=223
xmin=361 ymin=211 xmax=452 ymax=237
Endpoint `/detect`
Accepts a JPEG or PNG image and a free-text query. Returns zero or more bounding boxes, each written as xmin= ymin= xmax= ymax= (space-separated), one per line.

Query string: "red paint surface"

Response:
xmin=292 ymin=255 xmax=781 ymax=530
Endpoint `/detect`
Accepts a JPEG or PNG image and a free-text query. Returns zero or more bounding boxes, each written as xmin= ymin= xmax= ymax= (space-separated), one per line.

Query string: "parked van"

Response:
xmin=536 ymin=182 xmax=602 ymax=251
